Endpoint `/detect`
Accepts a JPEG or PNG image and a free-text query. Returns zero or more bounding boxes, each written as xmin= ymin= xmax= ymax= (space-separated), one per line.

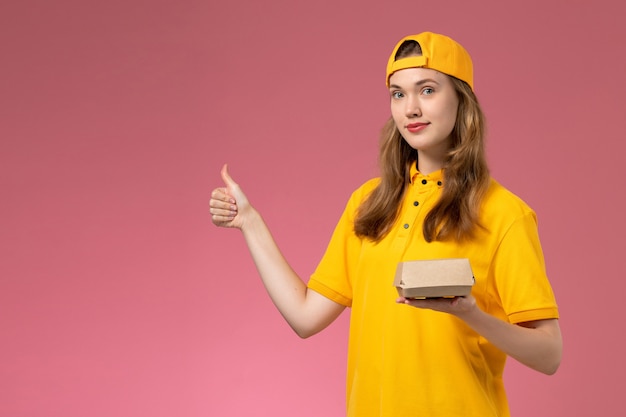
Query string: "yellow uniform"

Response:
xmin=308 ymin=165 xmax=559 ymax=417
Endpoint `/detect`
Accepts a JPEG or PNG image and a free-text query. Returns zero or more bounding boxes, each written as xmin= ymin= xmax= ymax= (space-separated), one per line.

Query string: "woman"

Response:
xmin=210 ymin=31 xmax=562 ymax=417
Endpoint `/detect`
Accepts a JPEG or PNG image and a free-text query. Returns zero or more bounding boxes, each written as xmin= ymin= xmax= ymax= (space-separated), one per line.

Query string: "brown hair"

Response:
xmin=353 ymin=40 xmax=490 ymax=242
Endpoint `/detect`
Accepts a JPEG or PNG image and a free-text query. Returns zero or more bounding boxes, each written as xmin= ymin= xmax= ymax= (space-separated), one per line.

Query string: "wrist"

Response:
xmin=239 ymin=206 xmax=262 ymax=233
xmin=454 ymin=297 xmax=482 ymax=322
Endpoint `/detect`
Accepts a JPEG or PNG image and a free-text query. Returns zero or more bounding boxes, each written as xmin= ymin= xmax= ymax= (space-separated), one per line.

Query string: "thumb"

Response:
xmin=220 ymin=164 xmax=238 ymax=188
xmin=219 ymin=163 xmax=250 ymax=209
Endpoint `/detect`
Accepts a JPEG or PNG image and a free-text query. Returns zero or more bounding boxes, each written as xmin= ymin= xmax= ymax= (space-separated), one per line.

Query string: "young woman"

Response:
xmin=209 ymin=32 xmax=562 ymax=417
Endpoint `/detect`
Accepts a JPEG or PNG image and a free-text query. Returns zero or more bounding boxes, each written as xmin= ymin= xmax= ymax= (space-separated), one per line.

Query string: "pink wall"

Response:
xmin=2 ymin=0 xmax=624 ymax=415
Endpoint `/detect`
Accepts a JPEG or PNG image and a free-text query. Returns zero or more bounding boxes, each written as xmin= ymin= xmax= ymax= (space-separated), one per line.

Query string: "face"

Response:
xmin=388 ymin=67 xmax=459 ymax=171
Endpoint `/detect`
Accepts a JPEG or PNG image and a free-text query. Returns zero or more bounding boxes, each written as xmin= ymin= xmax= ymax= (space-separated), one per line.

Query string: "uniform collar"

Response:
xmin=409 ymin=162 xmax=444 ymax=184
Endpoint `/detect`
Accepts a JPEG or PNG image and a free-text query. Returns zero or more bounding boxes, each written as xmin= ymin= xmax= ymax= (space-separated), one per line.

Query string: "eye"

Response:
xmin=422 ymin=87 xmax=434 ymax=95
xmin=391 ymin=91 xmax=404 ymax=99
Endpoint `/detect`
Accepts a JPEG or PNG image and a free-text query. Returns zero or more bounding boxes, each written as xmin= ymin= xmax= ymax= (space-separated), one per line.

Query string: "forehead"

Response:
xmin=388 ymin=67 xmax=450 ymax=87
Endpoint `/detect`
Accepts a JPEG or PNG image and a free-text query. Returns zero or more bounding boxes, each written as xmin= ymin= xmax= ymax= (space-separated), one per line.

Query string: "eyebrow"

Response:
xmin=389 ymin=78 xmax=440 ymax=89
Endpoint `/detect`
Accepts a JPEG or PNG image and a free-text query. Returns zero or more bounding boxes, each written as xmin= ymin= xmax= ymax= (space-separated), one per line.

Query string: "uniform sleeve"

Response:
xmin=493 ymin=211 xmax=559 ymax=324
xmin=307 ymin=182 xmax=375 ymax=307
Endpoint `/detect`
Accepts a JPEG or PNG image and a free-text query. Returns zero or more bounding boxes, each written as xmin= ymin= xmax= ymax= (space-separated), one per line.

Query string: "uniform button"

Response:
xmin=413 ymin=201 xmax=419 ymax=206
xmin=421 ymin=179 xmax=427 ymax=185
xmin=403 ymin=224 xmax=409 ymax=229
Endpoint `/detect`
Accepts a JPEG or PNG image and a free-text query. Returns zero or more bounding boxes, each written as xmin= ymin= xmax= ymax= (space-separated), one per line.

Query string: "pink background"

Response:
xmin=2 ymin=0 xmax=624 ymax=416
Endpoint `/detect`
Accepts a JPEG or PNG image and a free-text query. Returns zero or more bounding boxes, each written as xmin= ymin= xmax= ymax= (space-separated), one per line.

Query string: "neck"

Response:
xmin=416 ymin=153 xmax=444 ymax=175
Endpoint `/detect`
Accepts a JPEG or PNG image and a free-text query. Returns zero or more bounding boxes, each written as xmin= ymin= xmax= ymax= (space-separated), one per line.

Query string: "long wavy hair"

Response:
xmin=353 ymin=40 xmax=490 ymax=243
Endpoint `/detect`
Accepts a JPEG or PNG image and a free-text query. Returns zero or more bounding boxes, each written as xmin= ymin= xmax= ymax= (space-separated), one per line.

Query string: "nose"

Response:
xmin=405 ymin=95 xmax=421 ymax=117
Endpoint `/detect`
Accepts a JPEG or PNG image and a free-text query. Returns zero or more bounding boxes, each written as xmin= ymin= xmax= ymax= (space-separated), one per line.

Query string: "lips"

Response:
xmin=406 ymin=122 xmax=429 ymax=133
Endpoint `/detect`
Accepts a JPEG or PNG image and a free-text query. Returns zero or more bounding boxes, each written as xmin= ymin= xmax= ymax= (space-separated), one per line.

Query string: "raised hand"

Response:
xmin=209 ymin=164 xmax=252 ymax=229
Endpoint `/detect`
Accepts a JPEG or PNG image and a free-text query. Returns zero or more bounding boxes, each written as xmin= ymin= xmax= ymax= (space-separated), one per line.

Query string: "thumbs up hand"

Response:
xmin=209 ymin=164 xmax=252 ymax=229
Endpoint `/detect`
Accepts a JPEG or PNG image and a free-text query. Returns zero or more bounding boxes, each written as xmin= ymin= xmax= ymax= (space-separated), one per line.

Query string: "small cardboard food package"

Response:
xmin=393 ymin=258 xmax=475 ymax=299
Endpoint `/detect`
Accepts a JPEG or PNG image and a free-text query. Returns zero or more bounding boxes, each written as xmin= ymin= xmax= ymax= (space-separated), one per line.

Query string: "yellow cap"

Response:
xmin=386 ymin=32 xmax=474 ymax=90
